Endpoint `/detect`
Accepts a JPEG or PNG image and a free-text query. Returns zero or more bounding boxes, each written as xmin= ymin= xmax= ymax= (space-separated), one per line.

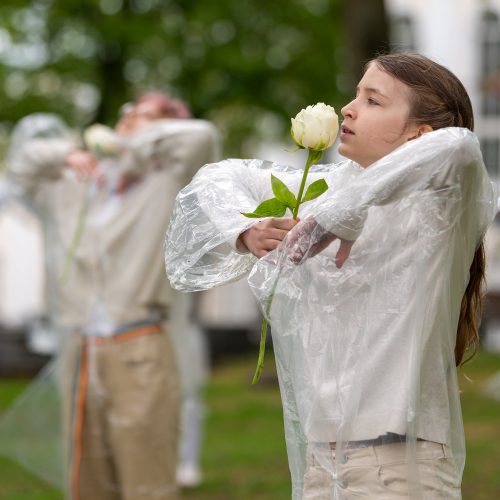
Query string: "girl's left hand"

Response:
xmin=282 ymin=217 xmax=354 ymax=268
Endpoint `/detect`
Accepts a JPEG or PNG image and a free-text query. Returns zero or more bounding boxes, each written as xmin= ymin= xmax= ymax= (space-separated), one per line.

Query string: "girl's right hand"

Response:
xmin=237 ymin=217 xmax=299 ymax=258
xmin=283 ymin=217 xmax=354 ymax=268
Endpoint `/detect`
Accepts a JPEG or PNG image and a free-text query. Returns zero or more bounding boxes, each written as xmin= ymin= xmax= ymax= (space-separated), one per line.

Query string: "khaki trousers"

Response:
xmin=302 ymin=441 xmax=462 ymax=499
xmin=66 ymin=325 xmax=180 ymax=500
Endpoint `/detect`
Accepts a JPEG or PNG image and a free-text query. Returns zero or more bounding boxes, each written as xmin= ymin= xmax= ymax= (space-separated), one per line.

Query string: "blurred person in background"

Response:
xmin=0 ymin=112 xmax=96 ymax=493
xmin=121 ymin=92 xmax=213 ymax=488
xmin=111 ymin=91 xmax=215 ymax=489
xmin=0 ymin=115 xmax=75 ymax=364
xmin=0 ymin=93 xmax=218 ymax=500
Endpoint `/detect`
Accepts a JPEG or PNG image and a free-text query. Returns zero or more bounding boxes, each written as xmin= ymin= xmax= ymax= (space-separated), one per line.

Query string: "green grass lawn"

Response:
xmin=459 ymin=352 xmax=500 ymax=500
xmin=0 ymin=350 xmax=498 ymax=499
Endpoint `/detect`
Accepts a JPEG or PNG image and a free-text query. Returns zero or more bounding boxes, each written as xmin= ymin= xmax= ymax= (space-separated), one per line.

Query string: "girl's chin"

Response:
xmin=337 ymin=147 xmax=365 ymax=166
xmin=337 ymin=144 xmax=352 ymax=158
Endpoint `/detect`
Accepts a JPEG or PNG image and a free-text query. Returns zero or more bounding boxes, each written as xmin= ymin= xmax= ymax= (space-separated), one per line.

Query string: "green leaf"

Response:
xmin=241 ymin=198 xmax=287 ymax=218
xmin=301 ymin=178 xmax=329 ymax=203
xmin=271 ymin=174 xmax=297 ymax=209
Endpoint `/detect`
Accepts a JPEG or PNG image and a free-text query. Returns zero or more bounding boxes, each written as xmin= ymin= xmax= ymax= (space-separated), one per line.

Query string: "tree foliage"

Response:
xmin=0 ymin=0 xmax=388 ymax=155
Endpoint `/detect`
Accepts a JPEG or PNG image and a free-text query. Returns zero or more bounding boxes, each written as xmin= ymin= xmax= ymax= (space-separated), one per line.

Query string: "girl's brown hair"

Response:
xmin=372 ymin=53 xmax=484 ymax=366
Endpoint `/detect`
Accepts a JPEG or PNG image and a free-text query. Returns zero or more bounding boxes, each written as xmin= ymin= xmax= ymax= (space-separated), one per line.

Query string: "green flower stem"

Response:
xmin=251 ymin=276 xmax=280 ymax=384
xmin=60 ymin=200 xmax=88 ymax=283
xmin=292 ymin=149 xmax=323 ymax=218
xmin=252 ymin=149 xmax=323 ymax=384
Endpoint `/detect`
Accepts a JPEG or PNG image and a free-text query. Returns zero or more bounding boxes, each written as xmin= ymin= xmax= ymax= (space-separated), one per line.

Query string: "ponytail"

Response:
xmin=455 ymin=243 xmax=486 ymax=366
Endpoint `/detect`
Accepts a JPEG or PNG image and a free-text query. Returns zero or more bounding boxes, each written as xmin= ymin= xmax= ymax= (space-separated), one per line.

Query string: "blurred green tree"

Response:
xmin=0 ymin=0 xmax=388 ymax=156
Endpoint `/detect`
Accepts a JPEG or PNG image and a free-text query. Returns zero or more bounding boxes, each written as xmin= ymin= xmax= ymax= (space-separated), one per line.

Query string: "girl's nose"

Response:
xmin=341 ymin=101 xmax=356 ymax=119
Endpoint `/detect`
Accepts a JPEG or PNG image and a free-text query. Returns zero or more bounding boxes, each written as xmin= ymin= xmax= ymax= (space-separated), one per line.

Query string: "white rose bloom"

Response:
xmin=291 ymin=103 xmax=339 ymax=151
xmin=84 ymin=124 xmax=123 ymax=156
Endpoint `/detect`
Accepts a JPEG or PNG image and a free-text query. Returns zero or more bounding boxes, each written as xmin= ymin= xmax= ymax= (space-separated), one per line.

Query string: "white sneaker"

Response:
xmin=176 ymin=464 xmax=203 ymax=488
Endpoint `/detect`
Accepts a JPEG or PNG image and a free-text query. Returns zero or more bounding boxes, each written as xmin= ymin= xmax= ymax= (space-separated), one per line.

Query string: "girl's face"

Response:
xmin=339 ymin=63 xmax=421 ymax=167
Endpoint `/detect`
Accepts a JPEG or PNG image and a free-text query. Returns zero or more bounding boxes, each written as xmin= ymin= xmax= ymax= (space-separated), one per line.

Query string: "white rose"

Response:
xmin=291 ymin=102 xmax=339 ymax=151
xmin=84 ymin=124 xmax=123 ymax=157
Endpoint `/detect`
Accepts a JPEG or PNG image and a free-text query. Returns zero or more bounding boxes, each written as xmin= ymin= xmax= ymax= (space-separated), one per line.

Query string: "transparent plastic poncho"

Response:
xmin=0 ymin=114 xmax=76 ymax=490
xmin=165 ymin=128 xmax=497 ymax=499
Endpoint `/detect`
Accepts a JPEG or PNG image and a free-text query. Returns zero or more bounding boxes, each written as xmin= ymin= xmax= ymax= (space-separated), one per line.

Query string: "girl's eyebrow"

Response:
xmin=356 ymin=86 xmax=389 ymax=99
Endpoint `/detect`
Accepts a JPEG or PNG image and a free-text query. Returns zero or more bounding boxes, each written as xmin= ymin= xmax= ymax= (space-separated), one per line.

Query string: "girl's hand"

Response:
xmin=238 ymin=217 xmax=300 ymax=258
xmin=283 ymin=217 xmax=354 ymax=268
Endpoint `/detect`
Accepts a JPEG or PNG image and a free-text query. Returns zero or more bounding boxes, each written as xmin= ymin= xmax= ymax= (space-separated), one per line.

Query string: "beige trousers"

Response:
xmin=66 ymin=325 xmax=180 ymax=500
xmin=302 ymin=441 xmax=462 ymax=499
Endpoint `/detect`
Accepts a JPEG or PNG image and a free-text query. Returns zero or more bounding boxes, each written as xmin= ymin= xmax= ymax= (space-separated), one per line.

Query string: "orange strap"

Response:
xmin=70 ymin=344 xmax=89 ymax=500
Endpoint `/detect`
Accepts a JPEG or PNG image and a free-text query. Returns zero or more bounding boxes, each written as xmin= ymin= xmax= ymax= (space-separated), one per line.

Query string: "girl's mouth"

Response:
xmin=341 ymin=125 xmax=354 ymax=135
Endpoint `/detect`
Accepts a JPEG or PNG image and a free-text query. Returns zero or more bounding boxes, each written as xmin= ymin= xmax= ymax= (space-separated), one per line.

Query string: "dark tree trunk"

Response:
xmin=94 ymin=0 xmax=134 ymax=125
xmin=342 ymin=0 xmax=390 ymax=86
xmin=95 ymin=44 xmax=128 ymax=124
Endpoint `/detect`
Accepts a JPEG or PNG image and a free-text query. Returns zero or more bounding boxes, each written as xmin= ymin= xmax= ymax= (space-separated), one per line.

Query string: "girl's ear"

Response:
xmin=407 ymin=124 xmax=433 ymax=141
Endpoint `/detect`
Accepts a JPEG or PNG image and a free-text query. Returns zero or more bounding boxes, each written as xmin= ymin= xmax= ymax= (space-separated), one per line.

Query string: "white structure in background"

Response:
xmin=385 ymin=0 xmax=500 ymax=177
xmin=0 ymin=200 xmax=45 ymax=329
xmin=386 ymin=0 xmax=500 ymax=352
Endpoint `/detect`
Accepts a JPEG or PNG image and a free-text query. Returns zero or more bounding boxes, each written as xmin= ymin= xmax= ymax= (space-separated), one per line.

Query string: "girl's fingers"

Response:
xmin=269 ymin=217 xmax=300 ymax=230
xmin=308 ymin=234 xmax=338 ymax=258
xmin=335 ymin=240 xmax=355 ymax=268
xmin=262 ymin=238 xmax=285 ymax=251
xmin=283 ymin=224 xmax=307 ymax=247
xmin=252 ymin=217 xmax=354 ymax=267
xmin=265 ymin=228 xmax=290 ymax=241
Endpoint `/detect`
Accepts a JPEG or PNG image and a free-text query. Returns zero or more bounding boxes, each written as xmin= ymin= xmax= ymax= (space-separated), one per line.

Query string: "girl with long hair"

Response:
xmin=165 ymin=53 xmax=497 ymax=499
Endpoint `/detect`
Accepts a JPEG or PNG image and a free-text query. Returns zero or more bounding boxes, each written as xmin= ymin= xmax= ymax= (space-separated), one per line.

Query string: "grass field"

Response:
xmin=0 ymin=350 xmax=498 ymax=499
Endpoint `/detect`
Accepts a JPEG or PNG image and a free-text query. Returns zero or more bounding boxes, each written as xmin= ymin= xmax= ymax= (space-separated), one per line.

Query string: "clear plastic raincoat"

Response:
xmin=0 ymin=114 xmax=77 ymax=489
xmin=0 ymin=114 xmax=75 ymax=334
xmin=165 ymin=128 xmax=497 ymax=499
xmin=0 ymin=115 xmax=218 ymax=500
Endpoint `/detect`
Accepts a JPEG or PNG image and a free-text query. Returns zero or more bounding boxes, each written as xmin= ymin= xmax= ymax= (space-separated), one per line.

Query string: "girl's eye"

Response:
xmin=367 ymin=98 xmax=379 ymax=105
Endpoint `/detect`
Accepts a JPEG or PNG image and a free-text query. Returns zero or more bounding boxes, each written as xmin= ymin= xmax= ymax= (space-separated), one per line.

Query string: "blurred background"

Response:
xmin=0 ymin=0 xmax=499 ymax=499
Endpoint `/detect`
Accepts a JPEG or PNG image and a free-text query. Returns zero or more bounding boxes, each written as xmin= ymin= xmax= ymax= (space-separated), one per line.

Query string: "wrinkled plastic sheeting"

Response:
xmin=0 ymin=358 xmax=64 ymax=489
xmin=165 ymin=128 xmax=498 ymax=498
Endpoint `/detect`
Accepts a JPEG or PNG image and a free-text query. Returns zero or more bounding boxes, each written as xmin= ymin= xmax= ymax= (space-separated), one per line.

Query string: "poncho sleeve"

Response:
xmin=6 ymin=138 xmax=74 ymax=192
xmin=120 ymin=119 xmax=219 ymax=184
xmin=314 ymin=127 xmax=496 ymax=242
xmin=165 ymin=158 xmax=327 ymax=291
